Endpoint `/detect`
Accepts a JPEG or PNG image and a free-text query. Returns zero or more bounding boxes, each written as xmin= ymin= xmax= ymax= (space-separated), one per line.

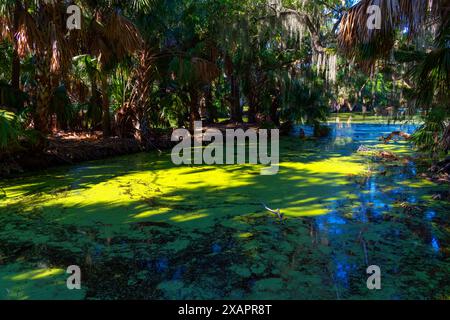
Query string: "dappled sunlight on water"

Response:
xmin=0 ymin=118 xmax=448 ymax=299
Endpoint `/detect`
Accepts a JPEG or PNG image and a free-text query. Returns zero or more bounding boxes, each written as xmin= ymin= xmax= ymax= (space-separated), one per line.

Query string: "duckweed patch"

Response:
xmin=0 ymin=123 xmax=448 ymax=299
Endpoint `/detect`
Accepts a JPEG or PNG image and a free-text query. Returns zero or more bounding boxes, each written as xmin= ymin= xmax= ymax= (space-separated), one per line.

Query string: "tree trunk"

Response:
xmin=34 ymin=88 xmax=51 ymax=134
xmin=133 ymin=48 xmax=153 ymax=131
xmin=11 ymin=52 xmax=20 ymax=92
xmin=247 ymin=82 xmax=257 ymax=123
xmin=230 ymin=74 xmax=242 ymax=122
xmin=101 ymin=76 xmax=111 ymax=138
xmin=11 ymin=1 xmax=21 ymax=92
xmin=34 ymin=58 xmax=51 ymax=134
xmin=205 ymin=85 xmax=217 ymax=124
xmin=189 ymin=89 xmax=200 ymax=132
xmin=89 ymin=78 xmax=102 ymax=128
xmin=244 ymin=72 xmax=257 ymax=123
xmin=270 ymin=94 xmax=280 ymax=126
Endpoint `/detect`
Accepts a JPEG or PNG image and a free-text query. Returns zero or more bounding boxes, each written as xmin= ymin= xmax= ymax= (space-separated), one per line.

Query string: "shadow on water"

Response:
xmin=0 ymin=117 xmax=449 ymax=299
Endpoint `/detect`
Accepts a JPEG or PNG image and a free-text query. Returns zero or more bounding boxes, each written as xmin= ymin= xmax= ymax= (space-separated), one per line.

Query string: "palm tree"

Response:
xmin=0 ymin=0 xmax=24 ymax=92
xmin=338 ymin=0 xmax=447 ymax=63
xmin=338 ymin=0 xmax=449 ymax=153
xmin=71 ymin=54 xmax=103 ymax=130
xmin=0 ymin=1 xmax=81 ymax=133
xmin=0 ymin=1 xmax=143 ymax=137
xmin=83 ymin=6 xmax=143 ymax=137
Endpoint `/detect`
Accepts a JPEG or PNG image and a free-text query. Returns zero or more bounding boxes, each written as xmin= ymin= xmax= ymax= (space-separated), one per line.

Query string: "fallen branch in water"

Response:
xmin=357 ymin=145 xmax=401 ymax=161
xmin=380 ymin=131 xmax=411 ymax=144
xmin=261 ymin=202 xmax=284 ymax=221
xmin=377 ymin=151 xmax=400 ymax=161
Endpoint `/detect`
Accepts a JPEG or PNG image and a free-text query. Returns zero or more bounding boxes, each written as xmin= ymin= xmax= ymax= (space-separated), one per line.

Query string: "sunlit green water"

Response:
xmin=0 ymin=118 xmax=448 ymax=300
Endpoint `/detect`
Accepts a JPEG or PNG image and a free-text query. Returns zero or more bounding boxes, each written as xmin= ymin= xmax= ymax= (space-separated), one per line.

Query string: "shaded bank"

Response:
xmin=0 ymin=136 xmax=143 ymax=178
xmin=0 ymin=122 xmax=270 ymax=177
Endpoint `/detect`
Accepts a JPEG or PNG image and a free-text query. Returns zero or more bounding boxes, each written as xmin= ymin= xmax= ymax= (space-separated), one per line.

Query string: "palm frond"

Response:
xmin=413 ymin=47 xmax=450 ymax=105
xmin=338 ymin=0 xmax=443 ymax=65
xmin=16 ymin=9 xmax=43 ymax=58
xmin=0 ymin=108 xmax=20 ymax=149
xmin=104 ymin=11 xmax=143 ymax=60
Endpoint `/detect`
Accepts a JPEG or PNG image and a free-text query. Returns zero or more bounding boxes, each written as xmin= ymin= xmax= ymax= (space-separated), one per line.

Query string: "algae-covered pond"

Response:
xmin=0 ymin=117 xmax=449 ymax=300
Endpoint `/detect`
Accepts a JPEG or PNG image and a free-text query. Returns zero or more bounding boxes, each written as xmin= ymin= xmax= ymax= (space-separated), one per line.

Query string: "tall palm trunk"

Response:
xmin=101 ymin=75 xmax=111 ymax=138
xmin=130 ymin=48 xmax=153 ymax=143
xmin=34 ymin=57 xmax=52 ymax=134
xmin=90 ymin=78 xmax=102 ymax=126
xmin=34 ymin=89 xmax=51 ymax=134
xmin=11 ymin=52 xmax=20 ymax=92
xmin=11 ymin=1 xmax=21 ymax=92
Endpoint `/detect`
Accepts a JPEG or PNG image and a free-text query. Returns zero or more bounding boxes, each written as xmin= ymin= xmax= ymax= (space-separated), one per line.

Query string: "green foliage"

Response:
xmin=414 ymin=48 xmax=450 ymax=106
xmin=110 ymin=63 xmax=133 ymax=112
xmin=411 ymin=105 xmax=449 ymax=155
xmin=0 ymin=109 xmax=20 ymax=149
xmin=0 ymin=80 xmax=29 ymax=112
xmin=0 ymin=108 xmax=39 ymax=151
xmin=48 ymin=86 xmax=75 ymax=128
xmin=0 ymin=41 xmax=12 ymax=81
xmin=281 ymin=77 xmax=329 ymax=125
xmin=0 ymin=0 xmax=447 ymax=145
